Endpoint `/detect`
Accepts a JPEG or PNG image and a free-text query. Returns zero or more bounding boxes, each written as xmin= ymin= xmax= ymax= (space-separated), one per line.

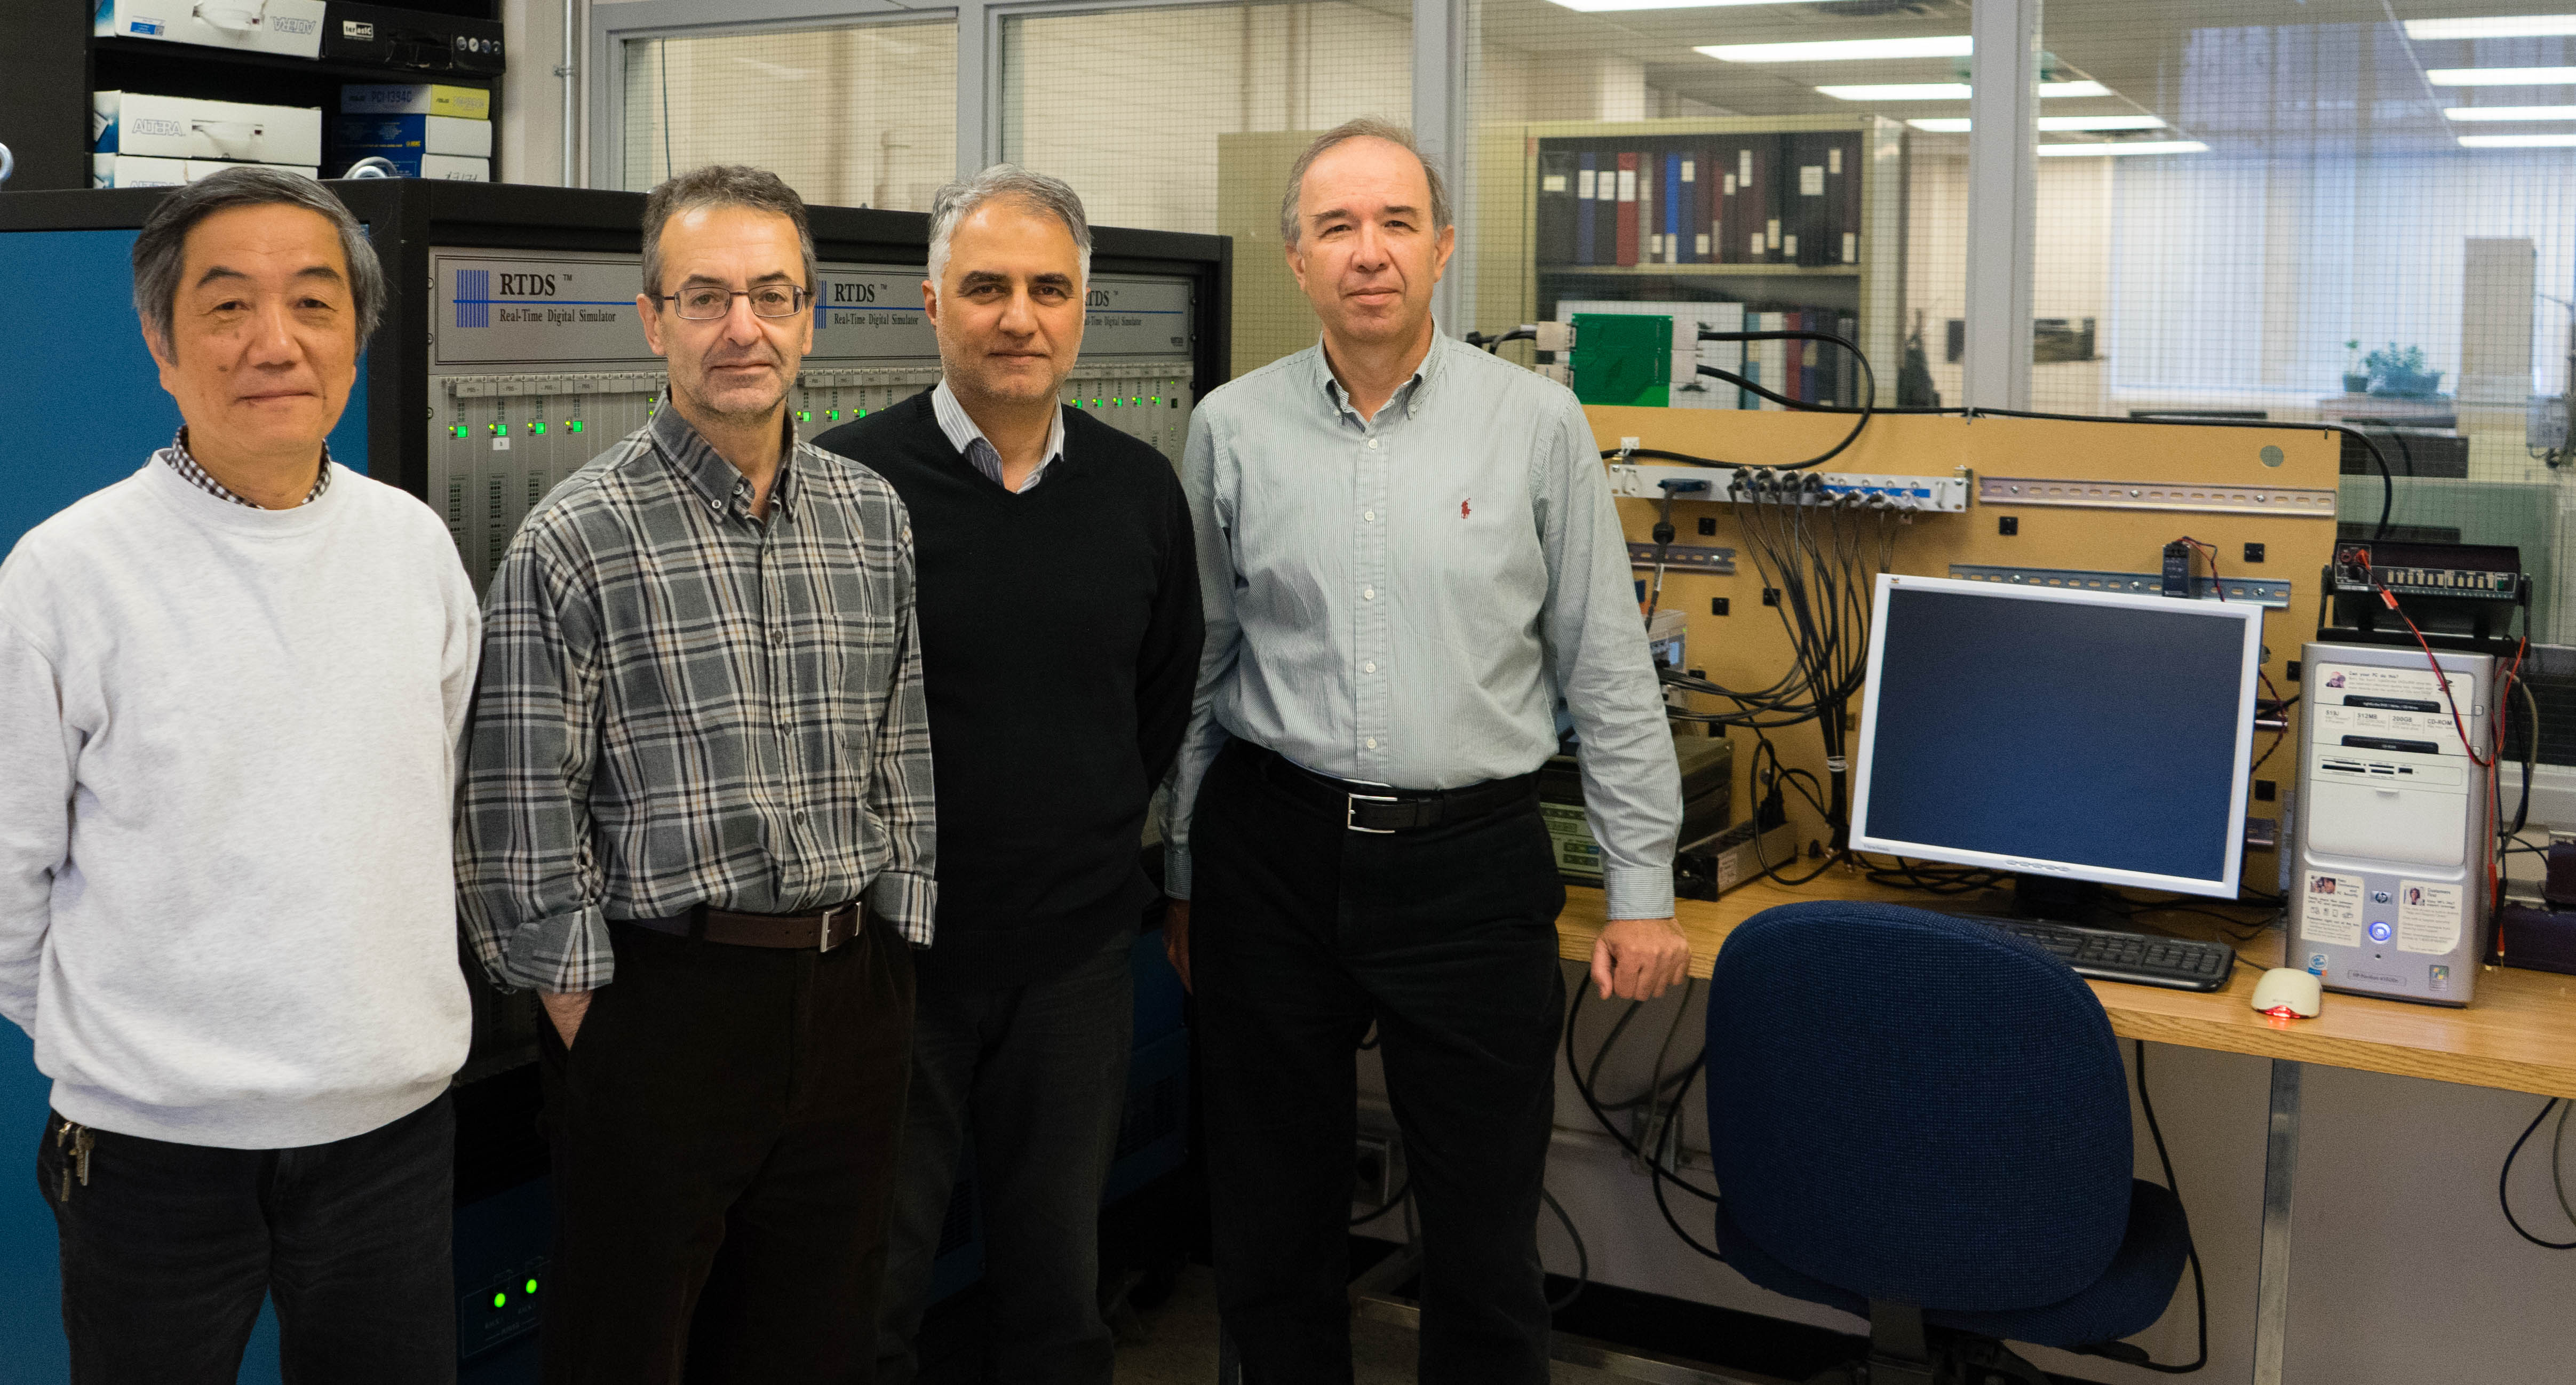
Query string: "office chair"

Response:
xmin=1703 ymin=901 xmax=2191 ymax=1385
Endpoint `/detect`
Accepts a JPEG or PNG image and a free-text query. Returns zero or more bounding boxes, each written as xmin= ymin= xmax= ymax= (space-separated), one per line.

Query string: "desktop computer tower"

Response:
xmin=2291 ymin=639 xmax=2497 ymax=1006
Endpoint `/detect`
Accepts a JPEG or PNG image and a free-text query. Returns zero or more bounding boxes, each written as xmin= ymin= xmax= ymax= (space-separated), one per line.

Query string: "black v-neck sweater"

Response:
xmin=813 ymin=392 xmax=1202 ymax=990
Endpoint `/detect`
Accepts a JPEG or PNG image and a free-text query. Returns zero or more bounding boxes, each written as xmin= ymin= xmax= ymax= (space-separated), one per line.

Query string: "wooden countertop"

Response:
xmin=1557 ymin=878 xmax=2576 ymax=1100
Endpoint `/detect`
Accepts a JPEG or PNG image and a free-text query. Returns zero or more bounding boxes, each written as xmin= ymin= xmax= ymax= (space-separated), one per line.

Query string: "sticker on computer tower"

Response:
xmin=2309 ymin=663 xmax=2478 ymax=757
xmin=2396 ymin=881 xmax=2462 ymax=953
xmin=2302 ymin=871 xmax=2363 ymax=946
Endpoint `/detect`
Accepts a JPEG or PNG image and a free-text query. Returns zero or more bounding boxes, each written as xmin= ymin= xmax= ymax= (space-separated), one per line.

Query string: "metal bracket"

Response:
xmin=1629 ymin=542 xmax=1737 ymax=575
xmin=1979 ymin=474 xmax=2337 ymax=518
xmin=1608 ymin=464 xmax=1970 ymax=512
xmin=1947 ymin=564 xmax=2294 ymax=608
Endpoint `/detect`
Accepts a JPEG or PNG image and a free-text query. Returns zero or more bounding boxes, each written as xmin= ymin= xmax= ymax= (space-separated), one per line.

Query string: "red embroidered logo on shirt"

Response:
xmin=1460 ymin=499 xmax=1472 ymax=518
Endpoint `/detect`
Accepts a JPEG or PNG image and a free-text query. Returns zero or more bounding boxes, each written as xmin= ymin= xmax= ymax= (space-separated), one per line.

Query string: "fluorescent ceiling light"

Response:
xmin=2459 ymin=131 xmax=2576 ymax=145
xmin=1546 ymin=0 xmax=1828 ymax=10
xmin=2037 ymin=140 xmax=2209 ymax=156
xmin=1700 ymin=35 xmax=1973 ymax=62
xmin=1820 ymin=83 xmax=1973 ymax=100
xmin=1907 ymin=115 xmax=2169 ymax=133
xmin=2428 ymin=66 xmax=2576 ymax=84
xmin=1817 ymin=80 xmax=2114 ymax=100
xmin=2447 ymin=104 xmax=2576 ymax=118
xmin=2406 ymin=15 xmax=2576 ymax=39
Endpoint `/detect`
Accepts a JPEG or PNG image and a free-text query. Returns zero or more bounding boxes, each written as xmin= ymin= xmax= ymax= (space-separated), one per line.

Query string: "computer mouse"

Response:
xmin=2251 ymin=967 xmax=2323 ymax=1020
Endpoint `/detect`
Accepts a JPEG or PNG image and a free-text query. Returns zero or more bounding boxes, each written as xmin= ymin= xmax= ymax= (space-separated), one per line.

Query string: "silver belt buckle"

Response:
xmin=820 ymin=903 xmax=852 ymax=951
xmin=1346 ymin=792 xmax=1400 ymax=834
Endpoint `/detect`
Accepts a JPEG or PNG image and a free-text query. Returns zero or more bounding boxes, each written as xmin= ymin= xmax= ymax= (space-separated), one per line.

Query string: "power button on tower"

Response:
xmin=2368 ymin=922 xmax=2394 ymax=943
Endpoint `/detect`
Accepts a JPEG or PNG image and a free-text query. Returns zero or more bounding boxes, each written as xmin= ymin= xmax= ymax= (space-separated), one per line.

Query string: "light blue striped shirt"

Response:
xmin=931 ymin=380 xmax=1065 ymax=493
xmin=1166 ymin=334 xmax=1682 ymax=919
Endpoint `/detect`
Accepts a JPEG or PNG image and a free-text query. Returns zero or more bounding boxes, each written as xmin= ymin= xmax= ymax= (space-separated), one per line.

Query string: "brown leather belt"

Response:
xmin=621 ymin=901 xmax=871 ymax=951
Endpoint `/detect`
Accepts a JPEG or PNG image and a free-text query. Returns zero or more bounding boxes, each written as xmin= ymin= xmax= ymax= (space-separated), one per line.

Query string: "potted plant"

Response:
xmin=2342 ymin=340 xmax=2368 ymax=394
xmin=2364 ymin=343 xmax=2443 ymax=397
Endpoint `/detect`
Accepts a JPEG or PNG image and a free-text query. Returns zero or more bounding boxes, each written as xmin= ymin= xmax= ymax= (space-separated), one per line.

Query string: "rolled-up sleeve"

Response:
xmin=1533 ymin=393 xmax=1682 ymax=919
xmin=455 ymin=530 xmax=613 ymax=993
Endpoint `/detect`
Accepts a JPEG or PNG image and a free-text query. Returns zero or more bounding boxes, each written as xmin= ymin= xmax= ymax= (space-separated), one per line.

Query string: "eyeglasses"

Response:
xmin=658 ymin=284 xmax=810 ymax=320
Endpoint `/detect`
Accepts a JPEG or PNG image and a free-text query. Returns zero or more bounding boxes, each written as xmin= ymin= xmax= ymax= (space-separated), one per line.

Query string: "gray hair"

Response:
xmin=132 ymin=166 xmax=384 ymax=357
xmin=927 ymin=165 xmax=1093 ymax=287
xmin=641 ymin=164 xmax=818 ymax=300
xmin=1278 ymin=117 xmax=1451 ymax=249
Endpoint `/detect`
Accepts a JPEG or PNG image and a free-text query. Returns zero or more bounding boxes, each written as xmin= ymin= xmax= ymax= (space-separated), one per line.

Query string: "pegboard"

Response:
xmin=1586 ymin=406 xmax=2343 ymax=896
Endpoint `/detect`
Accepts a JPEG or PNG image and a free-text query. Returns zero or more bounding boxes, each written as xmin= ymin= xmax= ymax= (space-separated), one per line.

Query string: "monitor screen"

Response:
xmin=1850 ymin=574 xmax=2263 ymax=897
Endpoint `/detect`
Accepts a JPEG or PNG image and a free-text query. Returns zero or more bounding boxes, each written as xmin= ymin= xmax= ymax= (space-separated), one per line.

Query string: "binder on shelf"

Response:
xmin=1663 ymin=149 xmax=1682 ymax=266
xmin=1615 ymin=152 xmax=1639 ymax=268
xmin=1835 ymin=132 xmax=1864 ymax=265
xmin=1576 ymin=153 xmax=1598 ymax=266
xmin=1787 ymin=132 xmax=1832 ymax=268
xmin=1637 ymin=160 xmax=1656 ymax=266
xmin=1712 ymin=140 xmax=1736 ymax=265
xmin=1537 ymin=150 xmax=1578 ymax=267
xmin=1838 ymin=312 xmax=1859 ymax=406
xmin=1685 ymin=149 xmax=1707 ymax=264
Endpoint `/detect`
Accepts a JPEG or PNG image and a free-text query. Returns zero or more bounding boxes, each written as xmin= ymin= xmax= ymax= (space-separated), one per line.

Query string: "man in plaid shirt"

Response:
xmin=456 ymin=164 xmax=935 ymax=1384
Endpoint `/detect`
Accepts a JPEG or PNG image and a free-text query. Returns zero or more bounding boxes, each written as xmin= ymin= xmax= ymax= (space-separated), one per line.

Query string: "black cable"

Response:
xmin=1564 ymin=984 xmax=1718 ymax=1204
xmin=1595 ymin=328 xmax=1877 ymax=473
xmin=1351 ymin=1173 xmax=1410 ymax=1228
xmin=2061 ymin=1046 xmax=2221 ymax=1375
xmin=1540 ymin=1189 xmax=1589 ymax=1311
xmin=2501 ymin=1098 xmax=2576 ymax=1249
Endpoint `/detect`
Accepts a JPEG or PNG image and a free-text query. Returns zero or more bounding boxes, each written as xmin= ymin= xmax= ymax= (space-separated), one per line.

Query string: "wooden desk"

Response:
xmin=1556 ymin=878 xmax=2576 ymax=1100
xmin=1554 ymin=875 xmax=2576 ymax=1385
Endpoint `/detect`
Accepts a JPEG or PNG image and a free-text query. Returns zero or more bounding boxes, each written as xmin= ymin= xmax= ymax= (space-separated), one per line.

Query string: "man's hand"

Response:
xmin=1589 ymin=917 xmax=1691 ymax=1001
xmin=539 ymin=990 xmax=594 ymax=1048
xmin=1163 ymin=899 xmax=1192 ymax=993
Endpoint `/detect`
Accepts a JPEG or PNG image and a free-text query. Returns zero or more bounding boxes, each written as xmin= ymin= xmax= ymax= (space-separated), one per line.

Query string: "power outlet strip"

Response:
xmin=1605 ymin=461 xmax=1970 ymax=512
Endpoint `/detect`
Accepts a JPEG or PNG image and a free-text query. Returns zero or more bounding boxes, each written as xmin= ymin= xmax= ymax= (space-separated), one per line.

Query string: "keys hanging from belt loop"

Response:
xmin=53 ymin=1119 xmax=92 ymax=1203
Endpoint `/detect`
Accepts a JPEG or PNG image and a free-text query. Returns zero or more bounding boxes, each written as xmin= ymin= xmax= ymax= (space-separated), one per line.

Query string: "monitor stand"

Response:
xmin=1941 ymin=875 xmax=2120 ymax=929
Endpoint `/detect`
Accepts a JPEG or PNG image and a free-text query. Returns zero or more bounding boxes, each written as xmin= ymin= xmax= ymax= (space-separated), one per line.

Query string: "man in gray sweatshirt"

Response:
xmin=0 ymin=168 xmax=479 ymax=1383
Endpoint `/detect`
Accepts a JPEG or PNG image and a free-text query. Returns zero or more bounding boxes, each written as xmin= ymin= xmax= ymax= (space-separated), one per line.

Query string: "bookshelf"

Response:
xmin=1473 ymin=115 xmax=1907 ymax=405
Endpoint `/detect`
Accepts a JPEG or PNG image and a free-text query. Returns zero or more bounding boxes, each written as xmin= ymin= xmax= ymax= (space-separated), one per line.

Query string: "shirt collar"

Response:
xmin=1314 ymin=330 xmax=1449 ymax=427
xmin=931 ymin=379 xmax=1067 ymax=485
xmin=649 ymin=389 xmax=798 ymax=521
xmin=162 ymin=428 xmax=332 ymax=509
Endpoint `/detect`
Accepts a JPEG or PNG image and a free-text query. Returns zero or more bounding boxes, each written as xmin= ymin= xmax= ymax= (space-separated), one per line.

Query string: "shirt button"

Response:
xmin=771 ymin=630 xmax=787 ymax=647
xmin=1363 ymin=510 xmax=1376 ymax=522
xmin=1365 ymin=737 xmax=1379 ymax=750
xmin=1362 ymin=587 xmax=1375 ymax=600
xmin=1364 ymin=661 xmax=1377 ymax=673
xmin=1367 ymin=439 xmax=1380 ymax=449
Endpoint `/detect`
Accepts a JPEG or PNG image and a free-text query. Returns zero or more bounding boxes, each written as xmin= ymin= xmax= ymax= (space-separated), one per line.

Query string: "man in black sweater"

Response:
xmin=812 ymin=166 xmax=1200 ymax=1385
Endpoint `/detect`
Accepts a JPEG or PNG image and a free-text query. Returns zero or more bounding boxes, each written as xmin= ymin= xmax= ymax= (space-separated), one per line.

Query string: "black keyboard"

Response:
xmin=1966 ymin=917 xmax=2235 ymax=992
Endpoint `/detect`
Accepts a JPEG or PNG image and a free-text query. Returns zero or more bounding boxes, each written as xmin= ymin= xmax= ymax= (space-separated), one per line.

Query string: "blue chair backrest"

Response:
xmin=1705 ymin=901 xmax=2133 ymax=1311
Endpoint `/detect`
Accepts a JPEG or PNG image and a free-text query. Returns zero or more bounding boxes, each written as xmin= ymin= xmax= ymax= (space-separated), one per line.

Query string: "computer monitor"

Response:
xmin=1850 ymin=574 xmax=2264 ymax=903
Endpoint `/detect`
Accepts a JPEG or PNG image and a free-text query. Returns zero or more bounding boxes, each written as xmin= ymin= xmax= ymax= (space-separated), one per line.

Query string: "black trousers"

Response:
xmin=876 ymin=929 xmax=1134 ymax=1385
xmin=41 ymin=1092 xmax=456 ymax=1385
xmin=537 ymin=914 xmax=916 ymax=1385
xmin=1195 ymin=739 xmax=1568 ymax=1385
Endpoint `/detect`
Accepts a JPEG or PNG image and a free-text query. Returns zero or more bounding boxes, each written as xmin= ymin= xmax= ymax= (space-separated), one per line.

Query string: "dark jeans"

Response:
xmin=40 ymin=1092 xmax=456 ymax=1385
xmin=876 ymin=929 xmax=1134 ymax=1385
xmin=536 ymin=914 xmax=916 ymax=1385
xmin=1195 ymin=740 xmax=1568 ymax=1385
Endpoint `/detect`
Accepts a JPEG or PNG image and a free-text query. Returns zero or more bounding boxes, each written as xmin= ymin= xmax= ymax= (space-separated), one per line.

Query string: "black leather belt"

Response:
xmin=1251 ymin=745 xmax=1537 ymax=834
xmin=621 ymin=901 xmax=871 ymax=951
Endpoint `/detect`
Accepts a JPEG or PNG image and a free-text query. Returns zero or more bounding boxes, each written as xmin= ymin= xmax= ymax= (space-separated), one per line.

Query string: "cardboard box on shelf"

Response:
xmin=328 ymin=113 xmax=494 ymax=160
xmin=94 ymin=0 xmax=326 ymax=59
xmin=91 ymin=154 xmax=189 ymax=189
xmin=339 ymin=84 xmax=492 ymax=120
xmin=93 ymin=93 xmax=324 ymax=168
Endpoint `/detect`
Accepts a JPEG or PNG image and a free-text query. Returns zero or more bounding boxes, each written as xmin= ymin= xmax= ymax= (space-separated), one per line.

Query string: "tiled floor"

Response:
xmin=1110 ymin=1264 xmax=1629 ymax=1384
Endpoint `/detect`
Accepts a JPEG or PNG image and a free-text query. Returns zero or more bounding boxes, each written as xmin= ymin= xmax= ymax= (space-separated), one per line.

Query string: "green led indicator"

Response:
xmin=488 ymin=423 xmax=506 ymax=436
xmin=530 ymin=422 xmax=546 ymax=435
xmin=1151 ymin=396 xmax=1160 ymax=405
xmin=857 ymin=408 xmax=867 ymax=418
xmin=1090 ymin=399 xmax=1101 ymax=409
xmin=826 ymin=409 xmax=839 ymax=421
xmin=795 ymin=410 xmax=811 ymax=423
xmin=449 ymin=425 xmax=466 ymax=439
xmin=568 ymin=420 xmax=584 ymax=433
xmin=491 ymin=1292 xmax=507 ymax=1309
xmin=1130 ymin=396 xmax=1141 ymax=405
xmin=524 ymin=1278 xmax=539 ymax=1294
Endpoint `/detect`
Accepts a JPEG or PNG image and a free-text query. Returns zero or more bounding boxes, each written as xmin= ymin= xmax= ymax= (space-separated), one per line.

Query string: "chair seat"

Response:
xmin=1715 ymin=1179 xmax=2191 ymax=1349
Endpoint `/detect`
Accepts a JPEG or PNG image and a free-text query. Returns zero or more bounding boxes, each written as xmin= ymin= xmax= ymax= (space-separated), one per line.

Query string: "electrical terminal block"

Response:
xmin=1605 ymin=463 xmax=1969 ymax=512
xmin=1532 ymin=320 xmax=1576 ymax=354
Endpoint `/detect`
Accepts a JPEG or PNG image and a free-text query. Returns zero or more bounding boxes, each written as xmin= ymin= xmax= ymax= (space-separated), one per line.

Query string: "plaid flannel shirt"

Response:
xmin=457 ymin=394 xmax=936 ymax=993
